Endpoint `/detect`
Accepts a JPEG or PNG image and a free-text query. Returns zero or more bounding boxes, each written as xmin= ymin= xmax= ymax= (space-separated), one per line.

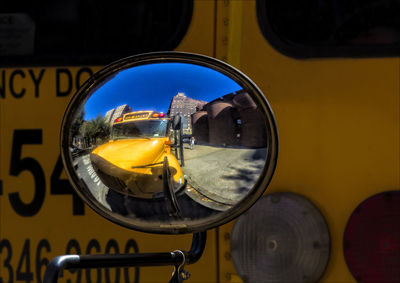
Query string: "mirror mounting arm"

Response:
xmin=43 ymin=231 xmax=207 ymax=283
xmin=185 ymin=230 xmax=206 ymax=264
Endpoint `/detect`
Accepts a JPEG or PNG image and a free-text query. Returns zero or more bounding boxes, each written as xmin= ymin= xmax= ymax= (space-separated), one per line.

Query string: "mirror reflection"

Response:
xmin=69 ymin=62 xmax=268 ymax=224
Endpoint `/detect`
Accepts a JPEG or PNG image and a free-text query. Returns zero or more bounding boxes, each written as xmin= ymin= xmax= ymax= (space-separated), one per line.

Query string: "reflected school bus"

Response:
xmin=90 ymin=110 xmax=186 ymax=200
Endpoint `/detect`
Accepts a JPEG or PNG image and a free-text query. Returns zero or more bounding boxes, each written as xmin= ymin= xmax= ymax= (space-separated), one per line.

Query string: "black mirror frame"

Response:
xmin=60 ymin=51 xmax=279 ymax=234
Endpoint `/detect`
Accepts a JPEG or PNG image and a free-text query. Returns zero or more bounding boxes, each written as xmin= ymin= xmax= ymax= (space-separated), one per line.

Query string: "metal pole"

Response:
xmin=44 ymin=232 xmax=206 ymax=283
xmin=179 ymin=124 xmax=184 ymax=167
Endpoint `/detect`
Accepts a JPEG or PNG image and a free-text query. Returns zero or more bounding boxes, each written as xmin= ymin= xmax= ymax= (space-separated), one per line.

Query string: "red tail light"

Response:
xmin=344 ymin=191 xmax=400 ymax=283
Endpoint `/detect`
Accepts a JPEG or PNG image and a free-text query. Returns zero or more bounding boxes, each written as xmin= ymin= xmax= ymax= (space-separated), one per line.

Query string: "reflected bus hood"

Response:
xmin=91 ymin=138 xmax=167 ymax=171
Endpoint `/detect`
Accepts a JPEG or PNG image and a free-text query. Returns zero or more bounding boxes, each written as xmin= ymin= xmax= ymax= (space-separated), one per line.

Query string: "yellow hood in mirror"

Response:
xmin=91 ymin=138 xmax=168 ymax=171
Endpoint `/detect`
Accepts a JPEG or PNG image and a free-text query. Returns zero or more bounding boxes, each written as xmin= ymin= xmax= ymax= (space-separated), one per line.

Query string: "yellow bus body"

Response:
xmin=91 ymin=137 xmax=183 ymax=198
xmin=217 ymin=1 xmax=399 ymax=283
xmin=0 ymin=1 xmax=398 ymax=282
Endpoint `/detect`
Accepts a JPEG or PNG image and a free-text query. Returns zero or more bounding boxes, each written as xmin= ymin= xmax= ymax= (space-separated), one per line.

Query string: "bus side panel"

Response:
xmin=217 ymin=1 xmax=400 ymax=282
xmin=176 ymin=0 xmax=215 ymax=56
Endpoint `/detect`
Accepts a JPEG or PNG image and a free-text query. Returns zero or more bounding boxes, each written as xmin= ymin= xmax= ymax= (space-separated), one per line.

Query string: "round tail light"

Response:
xmin=230 ymin=192 xmax=330 ymax=282
xmin=344 ymin=190 xmax=400 ymax=283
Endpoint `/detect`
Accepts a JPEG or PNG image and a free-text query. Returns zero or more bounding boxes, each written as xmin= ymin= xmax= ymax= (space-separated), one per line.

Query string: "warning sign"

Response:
xmin=0 ymin=13 xmax=35 ymax=55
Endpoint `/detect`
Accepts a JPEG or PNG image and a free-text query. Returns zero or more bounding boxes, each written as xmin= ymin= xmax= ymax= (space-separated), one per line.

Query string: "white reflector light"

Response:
xmin=231 ymin=192 xmax=330 ymax=282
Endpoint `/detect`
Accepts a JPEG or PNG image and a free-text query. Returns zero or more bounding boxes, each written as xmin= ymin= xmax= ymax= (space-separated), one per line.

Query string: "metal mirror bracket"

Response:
xmin=44 ymin=231 xmax=206 ymax=283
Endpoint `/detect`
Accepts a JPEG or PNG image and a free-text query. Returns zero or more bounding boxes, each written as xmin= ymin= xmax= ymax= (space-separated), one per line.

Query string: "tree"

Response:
xmin=71 ymin=110 xmax=85 ymax=138
xmin=80 ymin=114 xmax=110 ymax=145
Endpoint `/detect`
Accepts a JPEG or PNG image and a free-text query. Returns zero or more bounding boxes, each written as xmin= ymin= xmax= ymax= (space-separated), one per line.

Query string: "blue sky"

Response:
xmin=83 ymin=62 xmax=242 ymax=120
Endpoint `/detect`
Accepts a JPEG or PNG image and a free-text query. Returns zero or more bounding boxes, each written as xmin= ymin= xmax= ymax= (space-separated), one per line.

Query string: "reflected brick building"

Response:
xmin=168 ymin=92 xmax=207 ymax=135
xmin=191 ymin=90 xmax=267 ymax=148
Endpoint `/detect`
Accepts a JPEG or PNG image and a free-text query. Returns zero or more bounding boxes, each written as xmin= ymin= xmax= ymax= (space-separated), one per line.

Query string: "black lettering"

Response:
xmin=16 ymin=239 xmax=33 ymax=283
xmin=9 ymin=70 xmax=26 ymax=98
xmin=124 ymin=239 xmax=140 ymax=283
xmin=51 ymin=156 xmax=85 ymax=215
xmin=65 ymin=239 xmax=82 ymax=283
xmin=0 ymin=70 xmax=5 ymax=99
xmin=35 ymin=239 xmax=51 ymax=283
xmin=86 ymin=239 xmax=101 ymax=283
xmin=28 ymin=69 xmax=45 ymax=98
xmin=105 ymin=239 xmax=120 ymax=283
xmin=0 ymin=239 xmax=13 ymax=283
xmin=56 ymin=69 xmax=73 ymax=97
xmin=76 ymin=68 xmax=93 ymax=90
xmin=66 ymin=239 xmax=82 ymax=255
xmin=9 ymin=129 xmax=46 ymax=217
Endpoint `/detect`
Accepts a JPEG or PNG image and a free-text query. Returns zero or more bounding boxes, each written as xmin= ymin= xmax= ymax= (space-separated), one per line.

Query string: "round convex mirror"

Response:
xmin=61 ymin=52 xmax=278 ymax=233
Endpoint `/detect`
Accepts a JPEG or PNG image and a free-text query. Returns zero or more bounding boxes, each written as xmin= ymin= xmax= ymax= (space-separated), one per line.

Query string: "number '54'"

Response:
xmin=3 ymin=129 xmax=84 ymax=216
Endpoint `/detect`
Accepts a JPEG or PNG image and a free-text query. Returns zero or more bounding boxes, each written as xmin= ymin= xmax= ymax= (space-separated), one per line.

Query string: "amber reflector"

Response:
xmin=344 ymin=191 xmax=400 ymax=283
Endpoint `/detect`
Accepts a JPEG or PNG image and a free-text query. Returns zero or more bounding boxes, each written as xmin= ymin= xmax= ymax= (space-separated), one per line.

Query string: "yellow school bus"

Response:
xmin=91 ymin=110 xmax=185 ymax=199
xmin=1 ymin=1 xmax=399 ymax=283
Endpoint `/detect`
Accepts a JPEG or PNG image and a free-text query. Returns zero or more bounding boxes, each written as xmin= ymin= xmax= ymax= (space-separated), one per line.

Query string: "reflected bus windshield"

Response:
xmin=112 ymin=119 xmax=169 ymax=140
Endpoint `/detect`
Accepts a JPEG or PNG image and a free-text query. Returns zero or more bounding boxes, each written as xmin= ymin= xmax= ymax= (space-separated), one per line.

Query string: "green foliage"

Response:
xmin=80 ymin=114 xmax=110 ymax=143
xmin=71 ymin=110 xmax=85 ymax=138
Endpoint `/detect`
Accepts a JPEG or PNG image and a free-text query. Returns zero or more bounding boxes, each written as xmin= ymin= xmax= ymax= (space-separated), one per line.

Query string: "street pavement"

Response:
xmin=181 ymin=144 xmax=266 ymax=206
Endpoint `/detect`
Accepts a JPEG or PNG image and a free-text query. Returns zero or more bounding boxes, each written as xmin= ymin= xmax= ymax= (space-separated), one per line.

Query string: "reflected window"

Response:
xmin=257 ymin=0 xmax=400 ymax=58
xmin=112 ymin=119 xmax=169 ymax=139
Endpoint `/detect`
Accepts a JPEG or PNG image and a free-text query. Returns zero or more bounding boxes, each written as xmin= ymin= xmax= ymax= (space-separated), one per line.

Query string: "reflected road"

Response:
xmin=182 ymin=144 xmax=266 ymax=207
